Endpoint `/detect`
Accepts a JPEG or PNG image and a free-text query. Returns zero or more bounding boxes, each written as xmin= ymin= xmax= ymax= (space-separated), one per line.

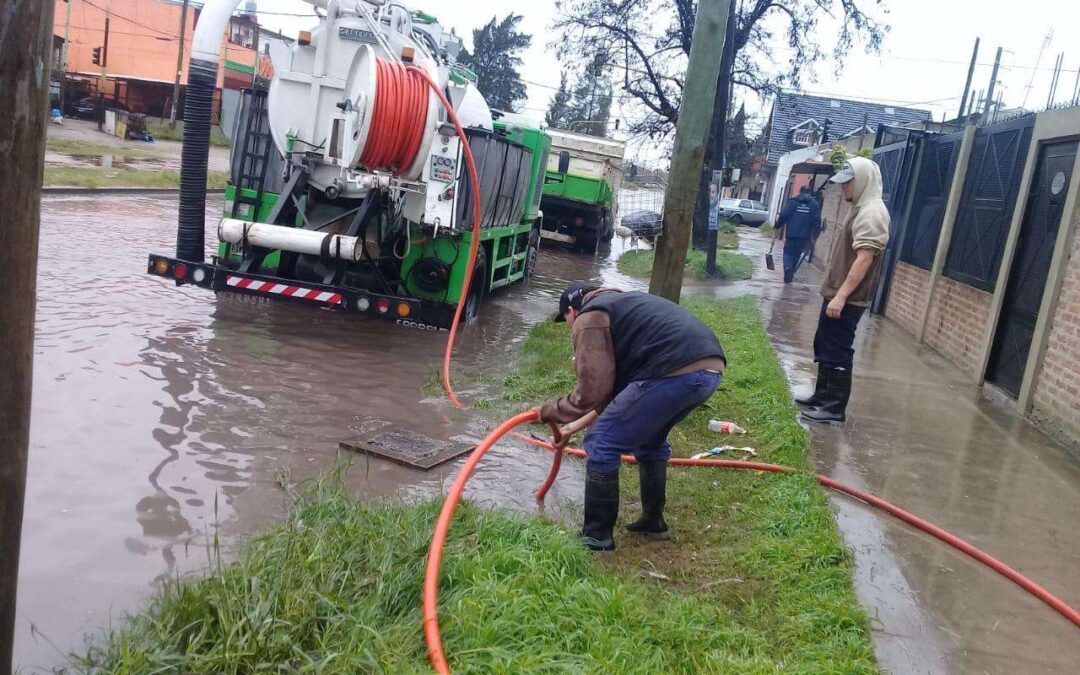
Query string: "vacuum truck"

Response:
xmin=147 ymin=0 xmax=550 ymax=330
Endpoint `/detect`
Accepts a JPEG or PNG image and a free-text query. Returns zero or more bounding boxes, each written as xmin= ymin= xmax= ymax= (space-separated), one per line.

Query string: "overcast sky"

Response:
xmin=253 ymin=0 xmax=1080 ymax=162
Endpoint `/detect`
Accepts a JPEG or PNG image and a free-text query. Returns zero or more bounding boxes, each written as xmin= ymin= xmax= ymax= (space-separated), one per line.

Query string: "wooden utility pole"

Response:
xmin=649 ymin=0 xmax=729 ymax=301
xmin=704 ymin=0 xmax=737 ymax=278
xmin=981 ymin=47 xmax=1002 ymax=125
xmin=170 ymin=0 xmax=190 ymax=128
xmin=60 ymin=0 xmax=73 ymax=110
xmin=1 ymin=3 xmax=54 ymax=671
xmin=957 ymin=38 xmax=980 ymax=120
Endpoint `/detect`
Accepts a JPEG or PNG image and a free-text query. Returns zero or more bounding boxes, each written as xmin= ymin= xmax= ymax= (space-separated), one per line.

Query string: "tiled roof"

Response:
xmin=765 ymin=92 xmax=932 ymax=163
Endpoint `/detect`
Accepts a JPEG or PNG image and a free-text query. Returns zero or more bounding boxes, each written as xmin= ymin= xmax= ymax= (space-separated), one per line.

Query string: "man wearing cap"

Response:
xmin=776 ymin=185 xmax=822 ymax=283
xmin=535 ymin=283 xmax=727 ymax=551
xmin=798 ymin=156 xmax=889 ymax=424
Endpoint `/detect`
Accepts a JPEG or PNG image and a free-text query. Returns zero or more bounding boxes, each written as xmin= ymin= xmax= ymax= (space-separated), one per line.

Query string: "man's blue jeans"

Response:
xmin=583 ymin=370 xmax=722 ymax=473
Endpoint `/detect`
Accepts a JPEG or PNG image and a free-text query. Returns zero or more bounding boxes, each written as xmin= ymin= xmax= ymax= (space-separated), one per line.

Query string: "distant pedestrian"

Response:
xmin=775 ymin=185 xmax=821 ymax=283
xmin=798 ymin=158 xmax=889 ymax=424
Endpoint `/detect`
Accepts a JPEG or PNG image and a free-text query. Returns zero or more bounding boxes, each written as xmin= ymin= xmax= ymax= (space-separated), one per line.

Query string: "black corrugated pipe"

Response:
xmin=176 ymin=58 xmax=218 ymax=263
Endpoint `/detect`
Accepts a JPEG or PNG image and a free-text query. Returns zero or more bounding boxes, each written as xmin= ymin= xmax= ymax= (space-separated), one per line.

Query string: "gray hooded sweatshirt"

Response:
xmin=821 ymin=156 xmax=890 ymax=306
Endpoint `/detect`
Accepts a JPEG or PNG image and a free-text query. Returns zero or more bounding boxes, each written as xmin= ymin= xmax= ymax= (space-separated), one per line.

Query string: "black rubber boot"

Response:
xmin=795 ymin=365 xmax=830 ymax=408
xmin=581 ymin=468 xmax=619 ymax=551
xmin=627 ymin=461 xmax=669 ymax=540
xmin=801 ymin=368 xmax=852 ymax=424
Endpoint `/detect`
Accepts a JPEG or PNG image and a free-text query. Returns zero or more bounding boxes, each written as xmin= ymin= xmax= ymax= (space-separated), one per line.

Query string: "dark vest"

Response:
xmin=582 ymin=291 xmax=726 ymax=394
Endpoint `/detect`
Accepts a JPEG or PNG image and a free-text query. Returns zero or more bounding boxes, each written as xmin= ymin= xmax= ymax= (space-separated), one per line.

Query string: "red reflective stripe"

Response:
xmin=235 ymin=277 xmax=256 ymax=290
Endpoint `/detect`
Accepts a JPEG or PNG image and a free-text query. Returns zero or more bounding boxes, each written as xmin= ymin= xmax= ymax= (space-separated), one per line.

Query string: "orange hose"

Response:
xmin=360 ymin=60 xmax=430 ymax=173
xmin=533 ymin=422 xmax=565 ymax=505
xmin=422 ymin=410 xmax=540 ymax=674
xmin=516 ymin=432 xmax=1080 ymax=630
xmin=404 ymin=66 xmax=483 ymax=411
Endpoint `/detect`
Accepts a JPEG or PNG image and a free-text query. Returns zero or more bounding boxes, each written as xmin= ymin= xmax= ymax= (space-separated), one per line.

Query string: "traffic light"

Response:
xmin=91 ymin=46 xmax=102 ymax=66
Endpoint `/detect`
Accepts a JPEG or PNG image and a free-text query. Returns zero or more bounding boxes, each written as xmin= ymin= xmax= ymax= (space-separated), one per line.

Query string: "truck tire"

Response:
xmin=525 ymin=225 xmax=540 ymax=279
xmin=464 ymin=247 xmax=487 ymax=322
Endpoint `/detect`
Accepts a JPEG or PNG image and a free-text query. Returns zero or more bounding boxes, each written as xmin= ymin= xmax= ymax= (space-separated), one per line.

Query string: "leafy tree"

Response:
xmin=567 ymin=53 xmax=613 ymax=136
xmin=461 ymin=14 xmax=532 ymax=112
xmin=546 ymin=55 xmax=614 ymax=136
xmin=546 ymin=71 xmax=574 ymax=128
xmin=554 ymin=0 xmax=888 ymax=138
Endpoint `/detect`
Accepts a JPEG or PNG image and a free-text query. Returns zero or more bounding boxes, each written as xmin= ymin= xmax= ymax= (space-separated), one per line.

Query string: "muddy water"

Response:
xmin=15 ymin=194 xmax=644 ymax=671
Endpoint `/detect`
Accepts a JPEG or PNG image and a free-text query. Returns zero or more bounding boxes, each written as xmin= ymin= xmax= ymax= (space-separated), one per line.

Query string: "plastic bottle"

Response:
xmin=708 ymin=420 xmax=746 ymax=434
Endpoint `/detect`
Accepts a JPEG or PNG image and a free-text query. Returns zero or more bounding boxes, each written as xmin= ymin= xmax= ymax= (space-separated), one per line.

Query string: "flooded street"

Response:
xmin=15 ymin=199 xmax=1080 ymax=673
xmin=15 ymin=194 xmax=642 ymax=670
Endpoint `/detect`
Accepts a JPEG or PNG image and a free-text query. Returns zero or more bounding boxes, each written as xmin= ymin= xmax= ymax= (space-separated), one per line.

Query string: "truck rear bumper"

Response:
xmin=146 ymin=254 xmax=454 ymax=331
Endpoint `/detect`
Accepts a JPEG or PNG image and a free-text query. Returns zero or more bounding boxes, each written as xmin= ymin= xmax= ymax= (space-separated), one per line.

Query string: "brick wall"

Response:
xmin=885 ymin=262 xmax=931 ymax=336
xmin=1031 ymin=213 xmax=1080 ymax=441
xmin=922 ymin=276 xmax=993 ymax=379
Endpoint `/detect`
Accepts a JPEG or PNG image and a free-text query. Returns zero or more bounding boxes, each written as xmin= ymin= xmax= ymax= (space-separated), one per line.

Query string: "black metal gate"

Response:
xmin=870 ymin=132 xmax=921 ymax=313
xmin=986 ymin=140 xmax=1077 ymax=396
xmin=899 ymin=131 xmax=964 ymax=270
xmin=944 ymin=116 xmax=1035 ymax=291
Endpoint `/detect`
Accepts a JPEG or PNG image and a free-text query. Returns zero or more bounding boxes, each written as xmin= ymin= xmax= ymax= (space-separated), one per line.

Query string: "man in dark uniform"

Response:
xmin=536 ymin=283 xmax=727 ymax=551
xmin=776 ymin=185 xmax=822 ymax=283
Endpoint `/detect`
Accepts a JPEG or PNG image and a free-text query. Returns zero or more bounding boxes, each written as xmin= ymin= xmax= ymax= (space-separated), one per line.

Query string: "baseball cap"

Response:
xmin=829 ymin=161 xmax=856 ymax=184
xmin=553 ymin=281 xmax=598 ymax=321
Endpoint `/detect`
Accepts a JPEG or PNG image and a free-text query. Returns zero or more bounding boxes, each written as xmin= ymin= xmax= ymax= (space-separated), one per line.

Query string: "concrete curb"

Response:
xmin=42 ymin=187 xmax=227 ymax=196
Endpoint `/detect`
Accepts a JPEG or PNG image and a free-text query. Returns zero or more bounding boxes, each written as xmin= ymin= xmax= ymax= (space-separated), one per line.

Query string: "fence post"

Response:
xmin=916 ymin=125 xmax=977 ymax=344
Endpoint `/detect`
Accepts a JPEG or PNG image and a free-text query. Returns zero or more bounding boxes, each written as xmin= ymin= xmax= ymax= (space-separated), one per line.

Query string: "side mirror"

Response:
xmin=557 ymin=151 xmax=570 ymax=175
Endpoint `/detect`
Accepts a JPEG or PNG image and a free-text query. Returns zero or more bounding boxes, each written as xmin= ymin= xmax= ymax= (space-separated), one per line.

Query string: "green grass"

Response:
xmin=75 ymin=297 xmax=875 ymax=673
xmin=145 ymin=117 xmax=231 ymax=147
xmin=760 ymin=223 xmax=776 ymax=238
xmin=43 ymin=167 xmax=229 ymax=189
xmin=45 ymin=137 xmax=163 ymax=158
xmin=618 ymin=248 xmax=753 ymax=281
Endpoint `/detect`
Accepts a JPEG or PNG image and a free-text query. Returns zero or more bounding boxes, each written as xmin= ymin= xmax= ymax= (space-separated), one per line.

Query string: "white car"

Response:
xmin=718 ymin=198 xmax=769 ymax=226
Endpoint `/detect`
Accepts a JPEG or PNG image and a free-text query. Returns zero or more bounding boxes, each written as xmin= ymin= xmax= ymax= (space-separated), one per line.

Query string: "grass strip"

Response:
xmin=43 ymin=167 xmax=229 ymax=189
xmin=77 ymin=297 xmax=875 ymax=673
xmin=45 ymin=137 xmax=164 ymax=158
xmin=618 ymin=248 xmax=753 ymax=281
xmin=145 ymin=117 xmax=232 ymax=147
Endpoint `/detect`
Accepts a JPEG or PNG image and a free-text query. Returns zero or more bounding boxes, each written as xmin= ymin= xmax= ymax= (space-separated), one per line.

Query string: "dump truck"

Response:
xmin=147 ymin=0 xmax=550 ymax=330
xmin=539 ymin=129 xmax=626 ymax=251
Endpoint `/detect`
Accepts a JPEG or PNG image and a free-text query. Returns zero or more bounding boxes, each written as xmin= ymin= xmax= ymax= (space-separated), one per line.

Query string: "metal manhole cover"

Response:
xmin=339 ymin=427 xmax=475 ymax=470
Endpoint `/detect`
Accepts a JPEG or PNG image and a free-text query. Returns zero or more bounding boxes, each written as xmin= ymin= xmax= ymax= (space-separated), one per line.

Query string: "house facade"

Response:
xmin=762 ymin=92 xmax=932 ymax=215
xmin=53 ymin=0 xmax=260 ymax=117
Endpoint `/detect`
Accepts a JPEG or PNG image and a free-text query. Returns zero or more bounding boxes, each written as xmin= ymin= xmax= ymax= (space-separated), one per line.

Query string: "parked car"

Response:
xmin=67 ymin=96 xmax=127 ymax=120
xmin=619 ymin=209 xmax=663 ymax=238
xmin=718 ymin=198 xmax=769 ymax=226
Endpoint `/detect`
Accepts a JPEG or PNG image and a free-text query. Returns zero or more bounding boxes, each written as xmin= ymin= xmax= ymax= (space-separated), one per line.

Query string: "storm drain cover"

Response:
xmin=340 ymin=427 xmax=475 ymax=470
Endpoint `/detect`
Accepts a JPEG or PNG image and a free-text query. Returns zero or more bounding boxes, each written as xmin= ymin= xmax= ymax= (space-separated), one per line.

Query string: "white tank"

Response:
xmin=267 ymin=1 xmax=492 ymax=198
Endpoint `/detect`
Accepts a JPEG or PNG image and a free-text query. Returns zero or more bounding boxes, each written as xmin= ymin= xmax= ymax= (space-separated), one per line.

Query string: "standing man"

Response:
xmin=775 ymin=185 xmax=821 ymax=283
xmin=798 ymin=157 xmax=889 ymax=424
xmin=536 ymin=283 xmax=726 ymax=551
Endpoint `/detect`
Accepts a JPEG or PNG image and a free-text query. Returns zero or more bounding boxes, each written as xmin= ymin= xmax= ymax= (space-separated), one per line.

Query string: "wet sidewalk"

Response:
xmin=742 ymin=233 xmax=1080 ymax=674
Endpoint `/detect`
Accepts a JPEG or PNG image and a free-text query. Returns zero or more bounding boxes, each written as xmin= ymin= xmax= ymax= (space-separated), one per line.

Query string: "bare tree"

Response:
xmin=554 ymin=0 xmax=888 ymax=138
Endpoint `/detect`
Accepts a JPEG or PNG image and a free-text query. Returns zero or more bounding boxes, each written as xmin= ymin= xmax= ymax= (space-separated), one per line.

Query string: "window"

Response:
xmin=739 ymin=200 xmax=753 ymax=209
xmin=884 ymin=107 xmax=895 ymax=115
xmin=230 ymin=20 xmax=255 ymax=48
xmin=792 ymin=128 xmax=818 ymax=146
xmin=830 ymin=100 xmax=842 ymax=108
xmin=752 ymin=201 xmax=767 ymax=211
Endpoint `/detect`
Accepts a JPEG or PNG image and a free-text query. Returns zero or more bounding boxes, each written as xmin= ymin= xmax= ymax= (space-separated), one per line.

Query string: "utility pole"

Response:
xmin=704 ymin=0 xmax=737 ymax=278
xmin=1022 ymin=30 xmax=1052 ymax=109
xmin=857 ymin=112 xmax=869 ymax=151
xmin=649 ymin=0 xmax=729 ymax=302
xmin=1047 ymin=53 xmax=1063 ymax=108
xmin=60 ymin=0 xmax=73 ymax=110
xmin=1 ymin=2 xmax=54 ymax=671
xmin=170 ymin=0 xmax=190 ymax=128
xmin=1073 ymin=60 xmax=1080 ymax=106
xmin=981 ymin=47 xmax=1002 ymax=125
xmin=957 ymin=37 xmax=980 ymax=120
